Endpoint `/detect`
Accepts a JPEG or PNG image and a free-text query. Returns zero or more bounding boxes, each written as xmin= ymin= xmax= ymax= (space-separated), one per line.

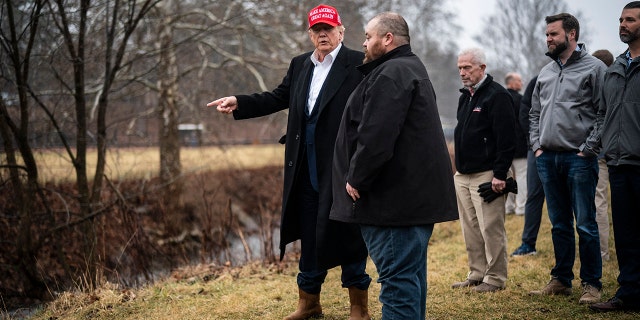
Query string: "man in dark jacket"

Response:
xmin=511 ymin=75 xmax=546 ymax=257
xmin=591 ymin=1 xmax=640 ymax=312
xmin=330 ymin=12 xmax=458 ymax=319
xmin=504 ymin=72 xmax=527 ymax=216
xmin=208 ymin=5 xmax=371 ymax=320
xmin=451 ymin=47 xmax=516 ymax=293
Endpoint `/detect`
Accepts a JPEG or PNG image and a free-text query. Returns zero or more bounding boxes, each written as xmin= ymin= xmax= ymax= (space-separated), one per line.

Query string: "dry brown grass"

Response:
xmin=30 ymin=144 xmax=285 ymax=183
xmin=6 ymin=144 xmax=638 ymax=319
xmin=22 ymin=209 xmax=640 ymax=320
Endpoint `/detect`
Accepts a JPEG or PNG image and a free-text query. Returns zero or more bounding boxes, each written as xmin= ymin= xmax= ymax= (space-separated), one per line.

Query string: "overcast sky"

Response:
xmin=449 ymin=0 xmax=630 ymax=56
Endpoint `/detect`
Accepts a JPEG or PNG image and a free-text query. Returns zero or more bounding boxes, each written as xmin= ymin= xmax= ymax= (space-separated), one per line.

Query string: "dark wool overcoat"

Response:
xmin=233 ymin=45 xmax=368 ymax=269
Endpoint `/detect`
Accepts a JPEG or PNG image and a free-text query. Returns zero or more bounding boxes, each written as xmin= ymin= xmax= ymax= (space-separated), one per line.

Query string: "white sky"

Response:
xmin=450 ymin=0 xmax=630 ymax=56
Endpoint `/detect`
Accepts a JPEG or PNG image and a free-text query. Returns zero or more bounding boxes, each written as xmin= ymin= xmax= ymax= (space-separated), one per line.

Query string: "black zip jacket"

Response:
xmin=454 ymin=74 xmax=516 ymax=180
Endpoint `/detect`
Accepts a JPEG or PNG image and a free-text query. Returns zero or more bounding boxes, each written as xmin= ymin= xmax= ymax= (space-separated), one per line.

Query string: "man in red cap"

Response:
xmin=208 ymin=4 xmax=371 ymax=320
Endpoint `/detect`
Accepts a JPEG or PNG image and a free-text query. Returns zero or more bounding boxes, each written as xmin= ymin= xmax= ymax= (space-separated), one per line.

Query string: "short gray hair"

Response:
xmin=458 ymin=48 xmax=486 ymax=65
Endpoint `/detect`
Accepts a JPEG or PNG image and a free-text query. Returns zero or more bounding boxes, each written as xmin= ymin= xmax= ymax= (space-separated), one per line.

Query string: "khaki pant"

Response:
xmin=454 ymin=170 xmax=508 ymax=288
xmin=595 ymin=158 xmax=610 ymax=261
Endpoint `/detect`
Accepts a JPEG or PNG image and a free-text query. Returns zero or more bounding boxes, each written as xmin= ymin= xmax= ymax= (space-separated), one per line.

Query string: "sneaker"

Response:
xmin=473 ymin=282 xmax=503 ymax=293
xmin=451 ymin=279 xmax=482 ymax=289
xmin=511 ymin=243 xmax=537 ymax=257
xmin=579 ymin=283 xmax=602 ymax=304
xmin=529 ymin=278 xmax=572 ymax=296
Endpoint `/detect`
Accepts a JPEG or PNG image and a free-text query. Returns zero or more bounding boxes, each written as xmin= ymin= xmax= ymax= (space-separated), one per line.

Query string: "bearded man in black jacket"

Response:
xmin=331 ymin=12 xmax=458 ymax=319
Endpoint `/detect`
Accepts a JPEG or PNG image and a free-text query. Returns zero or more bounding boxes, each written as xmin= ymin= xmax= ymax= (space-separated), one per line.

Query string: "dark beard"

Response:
xmin=620 ymin=28 xmax=640 ymax=44
xmin=547 ymin=36 xmax=569 ymax=59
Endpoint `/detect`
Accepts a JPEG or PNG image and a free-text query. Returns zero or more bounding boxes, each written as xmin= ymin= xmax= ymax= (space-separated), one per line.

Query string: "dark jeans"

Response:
xmin=521 ymin=149 xmax=545 ymax=247
xmin=536 ymin=151 xmax=601 ymax=288
xmin=296 ymin=158 xmax=370 ymax=294
xmin=608 ymin=165 xmax=640 ymax=303
xmin=361 ymin=224 xmax=434 ymax=320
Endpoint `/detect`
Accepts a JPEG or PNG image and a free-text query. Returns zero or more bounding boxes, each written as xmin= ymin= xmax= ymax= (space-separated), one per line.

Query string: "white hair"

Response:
xmin=458 ymin=47 xmax=486 ymax=65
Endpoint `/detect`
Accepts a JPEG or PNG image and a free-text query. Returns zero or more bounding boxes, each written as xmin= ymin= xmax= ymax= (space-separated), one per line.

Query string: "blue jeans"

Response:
xmin=536 ymin=151 xmax=601 ymax=288
xmin=608 ymin=165 xmax=640 ymax=303
xmin=361 ymin=224 xmax=434 ymax=320
xmin=522 ymin=149 xmax=545 ymax=247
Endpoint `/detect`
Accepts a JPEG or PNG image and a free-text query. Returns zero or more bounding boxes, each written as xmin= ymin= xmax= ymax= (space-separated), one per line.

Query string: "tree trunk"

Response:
xmin=157 ymin=0 xmax=183 ymax=234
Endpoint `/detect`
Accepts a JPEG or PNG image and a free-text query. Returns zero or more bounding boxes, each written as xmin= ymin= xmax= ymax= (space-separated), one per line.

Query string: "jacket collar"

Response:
xmin=611 ymin=50 xmax=640 ymax=76
xmin=301 ymin=44 xmax=352 ymax=117
xmin=547 ymin=43 xmax=587 ymax=68
xmin=459 ymin=74 xmax=494 ymax=95
xmin=356 ymin=44 xmax=413 ymax=75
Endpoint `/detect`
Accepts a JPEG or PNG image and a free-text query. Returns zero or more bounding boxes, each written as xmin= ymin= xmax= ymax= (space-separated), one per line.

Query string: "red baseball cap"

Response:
xmin=307 ymin=4 xmax=342 ymax=28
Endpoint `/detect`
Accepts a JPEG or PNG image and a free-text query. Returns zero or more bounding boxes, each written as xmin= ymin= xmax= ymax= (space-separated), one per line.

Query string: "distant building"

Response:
xmin=178 ymin=123 xmax=204 ymax=147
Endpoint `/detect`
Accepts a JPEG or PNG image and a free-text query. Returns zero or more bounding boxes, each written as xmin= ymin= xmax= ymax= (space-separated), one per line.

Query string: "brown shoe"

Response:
xmin=451 ymin=279 xmax=482 ymax=289
xmin=283 ymin=288 xmax=322 ymax=320
xmin=529 ymin=278 xmax=572 ymax=296
xmin=590 ymin=297 xmax=638 ymax=312
xmin=579 ymin=283 xmax=601 ymax=304
xmin=474 ymin=282 xmax=504 ymax=293
xmin=347 ymin=287 xmax=371 ymax=320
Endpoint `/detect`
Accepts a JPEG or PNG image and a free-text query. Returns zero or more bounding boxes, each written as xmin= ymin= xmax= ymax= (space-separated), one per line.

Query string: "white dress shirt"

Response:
xmin=307 ymin=43 xmax=342 ymax=114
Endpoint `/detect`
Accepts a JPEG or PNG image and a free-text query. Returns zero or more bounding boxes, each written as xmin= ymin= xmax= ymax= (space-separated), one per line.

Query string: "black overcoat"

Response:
xmin=233 ymin=45 xmax=368 ymax=269
xmin=330 ymin=45 xmax=459 ymax=226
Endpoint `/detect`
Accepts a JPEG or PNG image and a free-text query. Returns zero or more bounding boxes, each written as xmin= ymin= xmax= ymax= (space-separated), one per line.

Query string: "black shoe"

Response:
xmin=590 ymin=297 xmax=638 ymax=312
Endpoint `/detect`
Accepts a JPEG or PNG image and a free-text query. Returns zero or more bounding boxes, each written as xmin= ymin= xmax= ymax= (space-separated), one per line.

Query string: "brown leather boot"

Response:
xmin=283 ymin=288 xmax=322 ymax=320
xmin=348 ymin=287 xmax=371 ymax=320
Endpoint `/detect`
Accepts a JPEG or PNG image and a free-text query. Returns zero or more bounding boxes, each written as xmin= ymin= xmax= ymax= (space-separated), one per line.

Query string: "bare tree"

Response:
xmin=0 ymin=0 xmax=161 ymax=292
xmin=0 ymin=0 xmax=61 ymax=299
xmin=472 ymin=0 xmax=588 ymax=82
xmin=155 ymin=0 xmax=183 ymax=218
xmin=355 ymin=0 xmax=461 ymax=118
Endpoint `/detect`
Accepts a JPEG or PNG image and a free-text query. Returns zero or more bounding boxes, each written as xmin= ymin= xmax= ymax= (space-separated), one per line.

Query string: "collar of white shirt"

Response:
xmin=307 ymin=43 xmax=343 ymax=113
xmin=310 ymin=42 xmax=342 ymax=65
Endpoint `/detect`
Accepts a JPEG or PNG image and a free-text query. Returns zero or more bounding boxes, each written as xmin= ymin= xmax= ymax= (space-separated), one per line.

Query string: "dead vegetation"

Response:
xmin=0 ymin=163 xmax=284 ymax=312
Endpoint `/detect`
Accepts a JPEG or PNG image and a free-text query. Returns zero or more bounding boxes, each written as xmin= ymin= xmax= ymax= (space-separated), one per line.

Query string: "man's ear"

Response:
xmin=384 ymin=32 xmax=393 ymax=46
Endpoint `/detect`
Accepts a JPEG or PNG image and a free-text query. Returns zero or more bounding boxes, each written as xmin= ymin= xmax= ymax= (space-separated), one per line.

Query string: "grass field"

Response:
xmin=23 ymin=204 xmax=639 ymax=319
xmin=31 ymin=144 xmax=285 ymax=182
xmin=7 ymin=145 xmax=637 ymax=319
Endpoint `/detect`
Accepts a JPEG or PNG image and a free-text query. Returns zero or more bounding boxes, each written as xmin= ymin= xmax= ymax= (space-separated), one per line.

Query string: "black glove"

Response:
xmin=477 ymin=178 xmax=517 ymax=203
xmin=505 ymin=177 xmax=518 ymax=194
